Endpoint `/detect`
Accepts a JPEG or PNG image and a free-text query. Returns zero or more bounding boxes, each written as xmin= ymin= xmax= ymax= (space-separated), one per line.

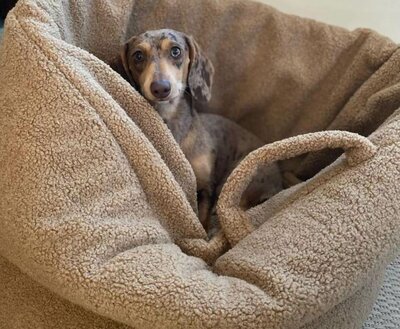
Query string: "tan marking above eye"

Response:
xmin=161 ymin=39 xmax=173 ymax=51
xmin=130 ymin=42 xmax=151 ymax=57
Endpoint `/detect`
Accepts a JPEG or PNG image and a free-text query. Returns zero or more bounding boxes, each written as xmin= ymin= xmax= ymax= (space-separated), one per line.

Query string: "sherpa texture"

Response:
xmin=0 ymin=0 xmax=400 ymax=329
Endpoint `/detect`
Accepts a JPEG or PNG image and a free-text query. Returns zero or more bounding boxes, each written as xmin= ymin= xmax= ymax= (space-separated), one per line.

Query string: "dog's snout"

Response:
xmin=150 ymin=80 xmax=171 ymax=99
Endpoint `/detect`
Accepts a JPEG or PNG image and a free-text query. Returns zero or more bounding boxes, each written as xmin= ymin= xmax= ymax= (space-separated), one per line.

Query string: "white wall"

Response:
xmin=258 ymin=0 xmax=400 ymax=42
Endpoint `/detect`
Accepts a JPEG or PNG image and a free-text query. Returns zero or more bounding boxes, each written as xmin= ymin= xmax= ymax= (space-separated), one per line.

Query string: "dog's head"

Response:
xmin=119 ymin=29 xmax=214 ymax=105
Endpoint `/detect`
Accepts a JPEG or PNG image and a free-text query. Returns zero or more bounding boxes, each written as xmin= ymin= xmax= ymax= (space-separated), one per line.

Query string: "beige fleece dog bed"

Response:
xmin=0 ymin=0 xmax=400 ymax=328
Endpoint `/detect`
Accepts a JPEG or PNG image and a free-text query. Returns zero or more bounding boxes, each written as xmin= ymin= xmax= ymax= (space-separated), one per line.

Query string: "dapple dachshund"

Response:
xmin=115 ymin=29 xmax=282 ymax=231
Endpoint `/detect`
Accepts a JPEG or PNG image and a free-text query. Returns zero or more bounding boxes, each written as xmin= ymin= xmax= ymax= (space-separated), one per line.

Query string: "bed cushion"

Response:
xmin=0 ymin=1 xmax=399 ymax=328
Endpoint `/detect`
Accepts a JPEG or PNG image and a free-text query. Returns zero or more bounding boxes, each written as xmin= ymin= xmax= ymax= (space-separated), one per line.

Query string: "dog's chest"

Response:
xmin=161 ymin=103 xmax=215 ymax=189
xmin=180 ymin=128 xmax=214 ymax=188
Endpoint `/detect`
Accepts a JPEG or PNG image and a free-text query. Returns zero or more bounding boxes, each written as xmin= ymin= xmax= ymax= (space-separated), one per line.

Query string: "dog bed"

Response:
xmin=0 ymin=0 xmax=399 ymax=328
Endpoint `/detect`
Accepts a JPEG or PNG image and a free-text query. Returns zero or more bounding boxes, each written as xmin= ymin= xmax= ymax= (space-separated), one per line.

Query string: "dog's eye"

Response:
xmin=170 ymin=46 xmax=181 ymax=58
xmin=133 ymin=51 xmax=145 ymax=63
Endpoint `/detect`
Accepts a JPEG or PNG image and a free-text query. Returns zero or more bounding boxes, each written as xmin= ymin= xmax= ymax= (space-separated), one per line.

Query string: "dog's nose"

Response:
xmin=150 ymin=80 xmax=171 ymax=99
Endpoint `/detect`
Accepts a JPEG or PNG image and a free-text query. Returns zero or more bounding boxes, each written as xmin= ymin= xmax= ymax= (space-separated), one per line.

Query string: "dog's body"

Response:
xmin=117 ymin=29 xmax=282 ymax=229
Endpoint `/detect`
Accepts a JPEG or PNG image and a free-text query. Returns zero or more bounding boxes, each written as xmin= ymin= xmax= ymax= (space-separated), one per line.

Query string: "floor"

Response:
xmin=259 ymin=0 xmax=400 ymax=42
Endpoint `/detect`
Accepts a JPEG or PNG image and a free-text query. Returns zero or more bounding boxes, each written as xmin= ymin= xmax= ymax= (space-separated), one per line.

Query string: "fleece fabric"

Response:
xmin=0 ymin=0 xmax=399 ymax=328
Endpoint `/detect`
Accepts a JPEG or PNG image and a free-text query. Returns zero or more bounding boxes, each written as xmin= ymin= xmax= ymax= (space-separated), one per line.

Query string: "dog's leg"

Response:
xmin=197 ymin=188 xmax=212 ymax=231
xmin=240 ymin=163 xmax=283 ymax=209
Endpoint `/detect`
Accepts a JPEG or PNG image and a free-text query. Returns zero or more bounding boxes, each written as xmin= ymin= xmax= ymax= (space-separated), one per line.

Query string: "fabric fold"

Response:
xmin=1 ymin=0 xmax=399 ymax=328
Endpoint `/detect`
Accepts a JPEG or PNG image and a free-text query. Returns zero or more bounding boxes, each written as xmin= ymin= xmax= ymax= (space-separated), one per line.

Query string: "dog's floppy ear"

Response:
xmin=184 ymin=35 xmax=214 ymax=103
xmin=120 ymin=42 xmax=132 ymax=81
xmin=109 ymin=40 xmax=138 ymax=89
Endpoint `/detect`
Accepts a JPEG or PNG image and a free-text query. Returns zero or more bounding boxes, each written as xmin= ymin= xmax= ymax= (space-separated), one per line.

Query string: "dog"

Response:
xmin=115 ymin=29 xmax=282 ymax=231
